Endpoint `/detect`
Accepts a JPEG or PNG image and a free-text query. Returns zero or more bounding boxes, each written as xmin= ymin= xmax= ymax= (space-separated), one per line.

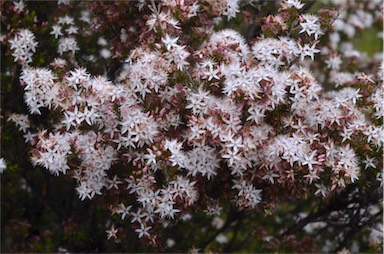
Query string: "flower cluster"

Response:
xmin=8 ymin=29 xmax=37 ymax=65
xmin=2 ymin=0 xmax=382 ymax=252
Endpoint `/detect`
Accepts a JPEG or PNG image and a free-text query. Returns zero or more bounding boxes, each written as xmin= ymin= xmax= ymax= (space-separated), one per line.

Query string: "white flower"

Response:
xmin=80 ymin=10 xmax=91 ymax=23
xmin=164 ymin=44 xmax=190 ymax=71
xmin=97 ymin=37 xmax=108 ymax=46
xmin=223 ymin=0 xmax=240 ymax=20
xmin=186 ymin=87 xmax=211 ymax=115
xmin=100 ymin=48 xmax=112 ymax=59
xmin=283 ymin=0 xmax=304 ymax=9
xmin=325 ymin=55 xmax=342 ymax=70
xmin=0 ymin=158 xmax=6 ymax=174
xmin=117 ymin=203 xmax=132 ymax=220
xmin=216 ymin=234 xmax=228 ymax=243
xmin=222 ymin=147 xmax=242 ymax=166
xmin=262 ymin=171 xmax=280 ymax=184
xmin=329 ymin=71 xmax=354 ymax=87
xmin=51 ymin=25 xmax=63 ymax=39
xmin=304 ymin=169 xmax=320 ymax=184
xmin=166 ymin=17 xmax=181 ymax=29
xmin=65 ymin=26 xmax=79 ymax=35
xmin=188 ymin=1 xmax=200 ymax=18
xmin=58 ymin=37 xmax=79 ymax=55
xmin=76 ymin=182 xmax=93 ymax=201
xmin=314 ymin=184 xmax=327 ymax=197
xmin=13 ymin=0 xmax=25 ymax=12
xmin=252 ymin=38 xmax=299 ymax=67
xmin=297 ymin=43 xmax=321 ymax=61
xmin=23 ymin=131 xmax=37 ymax=143
xmin=301 ymin=150 xmax=320 ymax=171
xmin=9 ymin=29 xmax=38 ymax=65
xmin=20 ymin=68 xmax=58 ymax=114
xmin=161 ymin=34 xmax=179 ymax=51
xmin=58 ymin=15 xmax=74 ymax=25
xmin=106 ymin=225 xmax=118 ymax=240
xmin=362 ymin=156 xmax=377 ymax=170
xmin=135 ymin=223 xmax=152 ymax=238
xmin=66 ymin=68 xmax=90 ymax=88
xmin=107 ymin=175 xmax=122 ymax=190
xmin=155 ymin=199 xmax=180 ymax=219
xmin=184 ymin=145 xmax=219 ymax=180
xmin=62 ymin=106 xmax=84 ymax=129
xmin=376 ymin=172 xmax=383 ymax=187
xmin=7 ymin=113 xmax=30 ymax=132
xmin=130 ymin=209 xmax=146 ymax=224
xmin=166 ymin=238 xmax=176 ymax=248
xmin=203 ymin=66 xmax=220 ymax=81
xmin=299 ymin=14 xmax=323 ymax=40
xmin=32 ymin=132 xmax=71 ymax=176
xmin=232 ymin=180 xmax=262 ymax=208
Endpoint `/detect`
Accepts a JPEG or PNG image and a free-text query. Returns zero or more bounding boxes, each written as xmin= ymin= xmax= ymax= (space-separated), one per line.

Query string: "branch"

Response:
xmin=199 ymin=208 xmax=244 ymax=251
xmin=281 ymin=184 xmax=382 ymax=247
xmin=334 ymin=208 xmax=383 ymax=252
xmin=222 ymin=218 xmax=243 ymax=252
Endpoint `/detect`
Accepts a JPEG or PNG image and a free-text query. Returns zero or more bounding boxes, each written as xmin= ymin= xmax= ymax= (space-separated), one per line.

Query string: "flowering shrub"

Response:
xmin=1 ymin=0 xmax=383 ymax=252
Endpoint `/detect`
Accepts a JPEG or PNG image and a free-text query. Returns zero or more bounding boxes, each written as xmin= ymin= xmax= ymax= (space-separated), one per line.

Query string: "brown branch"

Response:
xmin=199 ymin=208 xmax=244 ymax=251
xmin=334 ymin=208 xmax=383 ymax=252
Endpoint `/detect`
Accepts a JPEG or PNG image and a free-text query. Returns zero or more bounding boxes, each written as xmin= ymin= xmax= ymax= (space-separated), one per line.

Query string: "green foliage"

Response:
xmin=353 ymin=26 xmax=383 ymax=57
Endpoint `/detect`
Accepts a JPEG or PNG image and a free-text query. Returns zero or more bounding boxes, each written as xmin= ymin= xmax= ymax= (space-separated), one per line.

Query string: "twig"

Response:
xmin=199 ymin=208 xmax=243 ymax=250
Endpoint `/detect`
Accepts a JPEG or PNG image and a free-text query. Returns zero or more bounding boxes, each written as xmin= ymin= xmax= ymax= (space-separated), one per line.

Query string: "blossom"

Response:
xmin=20 ymin=68 xmax=58 ymax=114
xmin=7 ymin=113 xmax=30 ymax=132
xmin=31 ymin=132 xmax=71 ymax=176
xmin=377 ymin=172 xmax=383 ymax=187
xmin=66 ymin=68 xmax=90 ymax=88
xmin=362 ymin=156 xmax=377 ymax=170
xmin=262 ymin=171 xmax=280 ymax=184
xmin=299 ymin=14 xmax=324 ymax=40
xmin=301 ymin=150 xmax=320 ymax=171
xmin=135 ymin=223 xmax=152 ymax=238
xmin=216 ymin=234 xmax=228 ymax=243
xmin=223 ymin=0 xmax=240 ymax=20
xmin=252 ymin=38 xmax=299 ymax=67
xmin=107 ymin=175 xmax=122 ymax=190
xmin=186 ymin=87 xmax=212 ymax=116
xmin=130 ymin=209 xmax=146 ymax=224
xmin=117 ymin=203 xmax=132 ymax=220
xmin=65 ymin=26 xmax=79 ymax=35
xmin=155 ymin=199 xmax=180 ymax=219
xmin=166 ymin=17 xmax=181 ymax=29
xmin=0 ymin=158 xmax=6 ymax=174
xmin=304 ymin=169 xmax=320 ymax=184
xmin=13 ymin=0 xmax=25 ymax=12
xmin=184 ymin=145 xmax=219 ymax=180
xmin=325 ymin=55 xmax=342 ymax=70
xmin=314 ymin=183 xmax=327 ymax=197
xmin=58 ymin=15 xmax=74 ymax=25
xmin=58 ymin=37 xmax=79 ymax=55
xmin=166 ymin=238 xmax=176 ymax=248
xmin=297 ymin=43 xmax=321 ymax=61
xmin=51 ymin=25 xmax=63 ymax=39
xmin=283 ymin=0 xmax=304 ymax=9
xmin=106 ymin=225 xmax=118 ymax=240
xmin=8 ymin=29 xmax=38 ymax=65
xmin=161 ymin=34 xmax=179 ymax=51
xmin=232 ymin=180 xmax=262 ymax=208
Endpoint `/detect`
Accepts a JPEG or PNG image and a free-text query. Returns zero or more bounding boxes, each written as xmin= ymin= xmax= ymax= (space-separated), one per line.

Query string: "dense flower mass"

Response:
xmin=1 ymin=0 xmax=383 ymax=252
